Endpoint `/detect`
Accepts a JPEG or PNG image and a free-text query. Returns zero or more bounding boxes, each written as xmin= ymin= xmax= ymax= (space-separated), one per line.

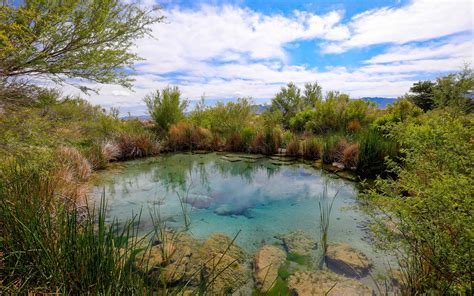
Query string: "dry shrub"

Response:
xmin=249 ymin=132 xmax=265 ymax=154
xmin=250 ymin=128 xmax=281 ymax=155
xmin=57 ymin=146 xmax=92 ymax=181
xmin=84 ymin=141 xmax=121 ymax=170
xmin=333 ymin=138 xmax=350 ymax=163
xmin=347 ymin=119 xmax=361 ymax=132
xmin=194 ymin=127 xmax=213 ymax=149
xmin=342 ymin=143 xmax=360 ymax=169
xmin=54 ymin=146 xmax=92 ymax=203
xmin=116 ymin=133 xmax=159 ymax=159
xmin=302 ymin=137 xmax=321 ymax=160
xmin=168 ymin=122 xmax=212 ymax=150
xmin=102 ymin=141 xmax=120 ymax=161
xmin=285 ymin=137 xmax=301 ymax=156
xmin=226 ymin=132 xmax=244 ymax=152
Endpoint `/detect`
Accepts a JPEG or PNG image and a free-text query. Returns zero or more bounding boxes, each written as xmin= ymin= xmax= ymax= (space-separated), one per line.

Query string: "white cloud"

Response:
xmin=134 ymin=5 xmax=348 ymax=74
xmin=56 ymin=1 xmax=473 ymax=115
xmin=365 ymin=38 xmax=473 ymax=64
xmin=324 ymin=0 xmax=473 ymax=53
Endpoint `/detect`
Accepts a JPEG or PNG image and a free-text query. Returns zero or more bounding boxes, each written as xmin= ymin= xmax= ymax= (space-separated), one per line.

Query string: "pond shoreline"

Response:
xmin=91 ymin=152 xmax=399 ymax=294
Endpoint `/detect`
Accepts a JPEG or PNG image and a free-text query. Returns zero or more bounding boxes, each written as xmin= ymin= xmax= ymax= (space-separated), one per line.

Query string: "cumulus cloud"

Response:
xmin=323 ymin=0 xmax=473 ymax=53
xmin=60 ymin=1 xmax=473 ymax=114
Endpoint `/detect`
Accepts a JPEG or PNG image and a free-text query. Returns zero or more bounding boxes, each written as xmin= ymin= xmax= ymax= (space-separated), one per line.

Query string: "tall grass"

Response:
xmin=318 ymin=182 xmax=338 ymax=269
xmin=0 ymin=158 xmax=149 ymax=294
xmin=301 ymin=137 xmax=321 ymax=160
xmin=356 ymin=129 xmax=398 ymax=177
xmin=285 ymin=136 xmax=301 ymax=156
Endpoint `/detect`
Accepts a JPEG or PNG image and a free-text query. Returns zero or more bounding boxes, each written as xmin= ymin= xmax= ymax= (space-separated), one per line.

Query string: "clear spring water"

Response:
xmin=92 ymin=152 xmax=394 ymax=286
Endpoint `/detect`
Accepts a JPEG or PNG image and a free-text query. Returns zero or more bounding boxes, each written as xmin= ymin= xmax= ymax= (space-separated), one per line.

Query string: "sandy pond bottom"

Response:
xmin=92 ymin=152 xmax=396 ymax=292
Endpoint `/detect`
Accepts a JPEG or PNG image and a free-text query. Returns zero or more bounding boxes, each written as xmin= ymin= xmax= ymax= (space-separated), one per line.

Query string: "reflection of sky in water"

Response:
xmin=92 ymin=153 xmax=395 ymax=285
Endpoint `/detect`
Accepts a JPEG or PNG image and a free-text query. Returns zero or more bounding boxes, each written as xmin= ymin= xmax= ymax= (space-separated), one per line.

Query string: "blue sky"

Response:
xmin=65 ymin=0 xmax=473 ymax=115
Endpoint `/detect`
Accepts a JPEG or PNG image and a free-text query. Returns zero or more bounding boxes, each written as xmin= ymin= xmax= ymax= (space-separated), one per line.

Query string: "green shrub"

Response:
xmin=363 ymin=110 xmax=473 ymax=294
xmin=144 ymin=86 xmax=188 ymax=132
xmin=189 ymin=98 xmax=253 ymax=140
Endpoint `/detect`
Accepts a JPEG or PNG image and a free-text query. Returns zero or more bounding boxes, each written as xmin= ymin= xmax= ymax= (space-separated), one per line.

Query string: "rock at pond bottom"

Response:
xmin=253 ymin=245 xmax=287 ymax=292
xmin=276 ymin=230 xmax=317 ymax=256
xmin=187 ymin=233 xmax=250 ymax=294
xmin=134 ymin=232 xmax=250 ymax=293
xmin=288 ymin=271 xmax=373 ymax=296
xmin=326 ymin=243 xmax=372 ymax=278
xmin=200 ymin=252 xmax=248 ymax=294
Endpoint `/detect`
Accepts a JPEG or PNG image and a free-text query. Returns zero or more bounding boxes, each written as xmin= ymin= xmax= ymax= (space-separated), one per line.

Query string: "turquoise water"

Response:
xmin=92 ymin=152 xmax=393 ymax=284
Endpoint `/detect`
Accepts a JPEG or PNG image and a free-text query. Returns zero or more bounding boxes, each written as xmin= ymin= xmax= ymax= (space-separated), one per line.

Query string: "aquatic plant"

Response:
xmin=285 ymin=136 xmax=301 ymax=156
xmin=318 ymin=182 xmax=339 ymax=269
xmin=0 ymin=157 xmax=149 ymax=294
xmin=356 ymin=129 xmax=398 ymax=177
xmin=301 ymin=137 xmax=321 ymax=160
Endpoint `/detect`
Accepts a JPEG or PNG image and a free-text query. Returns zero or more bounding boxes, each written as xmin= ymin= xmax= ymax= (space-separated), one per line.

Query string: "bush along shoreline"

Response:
xmin=2 ymin=68 xmax=473 ymax=294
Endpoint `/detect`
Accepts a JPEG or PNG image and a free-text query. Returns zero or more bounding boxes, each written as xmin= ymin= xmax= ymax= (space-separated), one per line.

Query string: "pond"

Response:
xmin=92 ymin=152 xmax=394 ymax=290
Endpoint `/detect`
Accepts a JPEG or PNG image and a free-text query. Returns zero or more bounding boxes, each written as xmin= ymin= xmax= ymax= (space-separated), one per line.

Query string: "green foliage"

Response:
xmin=0 ymin=0 xmax=162 ymax=91
xmin=311 ymin=93 xmax=373 ymax=134
xmin=372 ymin=98 xmax=423 ymax=133
xmin=0 ymin=157 xmax=149 ymax=294
xmin=363 ymin=111 xmax=473 ymax=294
xmin=271 ymin=82 xmax=321 ymax=127
xmin=250 ymin=126 xmax=282 ymax=155
xmin=189 ymin=97 xmax=253 ymax=140
xmin=289 ymin=109 xmax=315 ymax=132
xmin=407 ymin=80 xmax=435 ymax=111
xmin=432 ymin=66 xmax=474 ymax=112
xmin=144 ymin=86 xmax=188 ymax=132
xmin=301 ymin=137 xmax=321 ymax=160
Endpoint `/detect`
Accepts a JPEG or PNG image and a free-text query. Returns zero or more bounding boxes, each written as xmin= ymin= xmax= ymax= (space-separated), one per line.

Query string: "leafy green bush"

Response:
xmin=363 ymin=110 xmax=473 ymax=294
xmin=144 ymin=86 xmax=188 ymax=132
xmin=189 ymin=97 xmax=253 ymax=140
xmin=372 ymin=98 xmax=423 ymax=133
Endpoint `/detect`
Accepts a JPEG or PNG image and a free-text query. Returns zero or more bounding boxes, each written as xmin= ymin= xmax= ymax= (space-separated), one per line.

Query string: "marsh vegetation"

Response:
xmin=1 ymin=0 xmax=473 ymax=294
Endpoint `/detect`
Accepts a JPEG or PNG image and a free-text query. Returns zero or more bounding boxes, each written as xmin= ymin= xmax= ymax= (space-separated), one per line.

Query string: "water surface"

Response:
xmin=92 ymin=152 xmax=392 ymax=285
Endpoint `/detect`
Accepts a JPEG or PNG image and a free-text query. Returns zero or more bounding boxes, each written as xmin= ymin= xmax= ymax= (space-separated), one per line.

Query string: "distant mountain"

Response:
xmin=251 ymin=104 xmax=270 ymax=114
xmin=121 ymin=114 xmax=151 ymax=121
xmin=362 ymin=97 xmax=397 ymax=109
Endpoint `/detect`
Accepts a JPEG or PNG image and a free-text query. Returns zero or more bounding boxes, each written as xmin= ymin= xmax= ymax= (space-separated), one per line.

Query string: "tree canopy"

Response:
xmin=0 ymin=0 xmax=163 ymax=91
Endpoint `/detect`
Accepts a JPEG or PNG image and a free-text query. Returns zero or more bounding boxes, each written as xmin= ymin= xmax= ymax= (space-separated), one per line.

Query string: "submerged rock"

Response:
xmin=202 ymin=252 xmax=248 ymax=294
xmin=253 ymin=245 xmax=287 ymax=292
xmin=325 ymin=243 xmax=372 ymax=278
xmin=288 ymin=271 xmax=373 ymax=296
xmin=276 ymin=230 xmax=317 ymax=256
xmin=135 ymin=231 xmax=250 ymax=293
xmin=189 ymin=233 xmax=249 ymax=294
